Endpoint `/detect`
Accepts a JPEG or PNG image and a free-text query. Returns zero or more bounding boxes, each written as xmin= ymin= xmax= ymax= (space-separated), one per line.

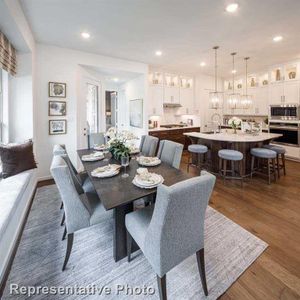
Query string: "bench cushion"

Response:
xmin=0 ymin=170 xmax=33 ymax=238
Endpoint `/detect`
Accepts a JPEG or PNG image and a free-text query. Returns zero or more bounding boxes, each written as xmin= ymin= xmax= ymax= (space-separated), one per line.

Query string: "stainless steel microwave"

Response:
xmin=270 ymin=104 xmax=300 ymax=120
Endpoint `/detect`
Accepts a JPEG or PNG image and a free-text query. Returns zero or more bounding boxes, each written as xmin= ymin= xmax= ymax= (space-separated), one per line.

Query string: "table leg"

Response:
xmin=113 ymin=203 xmax=139 ymax=262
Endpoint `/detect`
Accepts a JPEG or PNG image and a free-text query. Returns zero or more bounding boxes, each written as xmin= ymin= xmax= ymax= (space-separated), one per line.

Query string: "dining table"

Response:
xmin=77 ymin=149 xmax=193 ymax=262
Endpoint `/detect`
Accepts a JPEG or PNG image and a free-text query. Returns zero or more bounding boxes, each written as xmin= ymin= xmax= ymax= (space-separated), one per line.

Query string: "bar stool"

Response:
xmin=250 ymin=148 xmax=277 ymax=184
xmin=187 ymin=144 xmax=208 ymax=172
xmin=263 ymin=145 xmax=286 ymax=178
xmin=218 ymin=149 xmax=244 ymax=186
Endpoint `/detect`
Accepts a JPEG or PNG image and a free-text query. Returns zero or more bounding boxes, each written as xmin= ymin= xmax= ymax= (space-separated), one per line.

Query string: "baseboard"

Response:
xmin=0 ymin=182 xmax=37 ymax=298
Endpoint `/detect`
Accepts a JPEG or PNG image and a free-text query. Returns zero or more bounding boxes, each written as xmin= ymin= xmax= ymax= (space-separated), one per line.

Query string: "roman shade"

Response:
xmin=0 ymin=31 xmax=17 ymax=76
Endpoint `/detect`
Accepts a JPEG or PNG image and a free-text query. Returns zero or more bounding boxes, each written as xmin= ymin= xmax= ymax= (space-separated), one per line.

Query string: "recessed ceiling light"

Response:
xmin=155 ymin=50 xmax=162 ymax=56
xmin=231 ymin=69 xmax=237 ymax=74
xmin=113 ymin=77 xmax=119 ymax=82
xmin=81 ymin=32 xmax=90 ymax=39
xmin=200 ymin=62 xmax=206 ymax=67
xmin=273 ymin=35 xmax=283 ymax=42
xmin=226 ymin=3 xmax=239 ymax=13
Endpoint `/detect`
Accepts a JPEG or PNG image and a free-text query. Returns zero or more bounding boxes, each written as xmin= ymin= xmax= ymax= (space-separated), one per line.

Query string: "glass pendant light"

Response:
xmin=241 ymin=57 xmax=253 ymax=109
xmin=227 ymin=52 xmax=241 ymax=109
xmin=209 ymin=46 xmax=223 ymax=109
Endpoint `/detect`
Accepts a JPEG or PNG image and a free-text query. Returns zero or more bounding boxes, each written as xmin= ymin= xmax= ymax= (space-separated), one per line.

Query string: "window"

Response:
xmin=0 ymin=70 xmax=9 ymax=143
xmin=86 ymin=83 xmax=99 ymax=134
xmin=0 ymin=70 xmax=3 ymax=142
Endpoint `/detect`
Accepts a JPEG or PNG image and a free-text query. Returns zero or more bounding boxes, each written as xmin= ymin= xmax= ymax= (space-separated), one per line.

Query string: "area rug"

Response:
xmin=2 ymin=185 xmax=267 ymax=299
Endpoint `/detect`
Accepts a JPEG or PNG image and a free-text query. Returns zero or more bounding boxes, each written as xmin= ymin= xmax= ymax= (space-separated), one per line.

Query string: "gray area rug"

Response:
xmin=3 ymin=185 xmax=267 ymax=299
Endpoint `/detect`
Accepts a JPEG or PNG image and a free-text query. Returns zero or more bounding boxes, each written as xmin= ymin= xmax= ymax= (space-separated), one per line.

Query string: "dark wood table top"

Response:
xmin=77 ymin=149 xmax=193 ymax=210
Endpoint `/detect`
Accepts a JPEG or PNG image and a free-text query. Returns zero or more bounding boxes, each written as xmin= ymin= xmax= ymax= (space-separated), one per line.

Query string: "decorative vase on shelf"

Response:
xmin=250 ymin=78 xmax=255 ymax=87
xmin=276 ymin=69 xmax=281 ymax=81
xmin=289 ymin=71 xmax=296 ymax=79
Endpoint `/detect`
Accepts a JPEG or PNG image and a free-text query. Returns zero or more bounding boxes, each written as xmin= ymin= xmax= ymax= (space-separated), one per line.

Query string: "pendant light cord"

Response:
xmin=231 ymin=53 xmax=236 ymax=94
xmin=245 ymin=57 xmax=249 ymax=96
xmin=213 ymin=46 xmax=219 ymax=92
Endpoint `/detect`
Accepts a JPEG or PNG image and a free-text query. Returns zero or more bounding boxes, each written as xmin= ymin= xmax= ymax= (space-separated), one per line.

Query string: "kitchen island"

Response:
xmin=184 ymin=131 xmax=282 ymax=176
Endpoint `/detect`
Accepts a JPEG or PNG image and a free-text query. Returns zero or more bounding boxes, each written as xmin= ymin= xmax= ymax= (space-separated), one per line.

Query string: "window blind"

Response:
xmin=0 ymin=31 xmax=17 ymax=76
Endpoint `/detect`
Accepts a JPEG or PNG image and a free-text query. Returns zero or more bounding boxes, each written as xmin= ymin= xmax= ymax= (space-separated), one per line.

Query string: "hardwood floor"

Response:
xmin=181 ymin=152 xmax=300 ymax=300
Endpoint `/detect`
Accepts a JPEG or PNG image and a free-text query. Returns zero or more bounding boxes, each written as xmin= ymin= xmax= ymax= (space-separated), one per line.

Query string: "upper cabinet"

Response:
xmin=148 ymin=71 xmax=195 ymax=114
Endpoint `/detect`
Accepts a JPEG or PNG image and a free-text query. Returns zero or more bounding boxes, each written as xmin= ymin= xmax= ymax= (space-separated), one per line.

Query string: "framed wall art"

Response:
xmin=49 ymin=119 xmax=67 ymax=135
xmin=48 ymin=101 xmax=66 ymax=116
xmin=49 ymin=82 xmax=67 ymax=98
xmin=129 ymin=99 xmax=143 ymax=128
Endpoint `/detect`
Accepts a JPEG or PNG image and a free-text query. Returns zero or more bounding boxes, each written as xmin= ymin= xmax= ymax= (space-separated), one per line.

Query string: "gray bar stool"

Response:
xmin=218 ymin=149 xmax=244 ymax=186
xmin=187 ymin=144 xmax=208 ymax=172
xmin=250 ymin=148 xmax=277 ymax=184
xmin=263 ymin=144 xmax=286 ymax=178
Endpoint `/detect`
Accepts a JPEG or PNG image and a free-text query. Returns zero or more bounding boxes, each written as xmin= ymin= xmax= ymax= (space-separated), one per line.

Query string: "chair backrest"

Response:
xmin=140 ymin=135 xmax=159 ymax=157
xmin=50 ymin=155 xmax=91 ymax=233
xmin=52 ymin=144 xmax=84 ymax=194
xmin=144 ymin=171 xmax=216 ymax=277
xmin=88 ymin=133 xmax=106 ymax=148
xmin=157 ymin=140 xmax=183 ymax=169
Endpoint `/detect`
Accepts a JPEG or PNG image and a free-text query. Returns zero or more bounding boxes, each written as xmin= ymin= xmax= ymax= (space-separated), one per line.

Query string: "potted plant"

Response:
xmin=106 ymin=128 xmax=138 ymax=161
xmin=228 ymin=117 xmax=242 ymax=134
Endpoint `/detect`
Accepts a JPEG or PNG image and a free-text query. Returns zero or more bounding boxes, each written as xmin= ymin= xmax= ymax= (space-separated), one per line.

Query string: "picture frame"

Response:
xmin=49 ymin=119 xmax=67 ymax=135
xmin=49 ymin=82 xmax=67 ymax=98
xmin=129 ymin=99 xmax=143 ymax=128
xmin=48 ymin=101 xmax=66 ymax=116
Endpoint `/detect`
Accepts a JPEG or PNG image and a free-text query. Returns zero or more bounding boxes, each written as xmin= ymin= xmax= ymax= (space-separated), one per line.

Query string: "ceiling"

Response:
xmin=20 ymin=0 xmax=300 ymax=77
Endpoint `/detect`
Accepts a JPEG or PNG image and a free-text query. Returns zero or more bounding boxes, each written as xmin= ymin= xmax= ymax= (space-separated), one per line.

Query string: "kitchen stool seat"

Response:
xmin=187 ymin=144 xmax=208 ymax=172
xmin=218 ymin=149 xmax=243 ymax=161
xmin=251 ymin=148 xmax=277 ymax=184
xmin=263 ymin=145 xmax=286 ymax=177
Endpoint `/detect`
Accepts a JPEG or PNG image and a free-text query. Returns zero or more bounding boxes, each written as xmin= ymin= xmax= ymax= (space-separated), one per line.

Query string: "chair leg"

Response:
xmin=251 ymin=156 xmax=255 ymax=179
xmin=62 ymin=233 xmax=74 ymax=271
xmin=282 ymin=154 xmax=286 ymax=175
xmin=276 ymin=154 xmax=280 ymax=179
xmin=272 ymin=158 xmax=276 ymax=182
xmin=196 ymin=248 xmax=208 ymax=296
xmin=157 ymin=274 xmax=167 ymax=300
xmin=126 ymin=230 xmax=132 ymax=263
xmin=60 ymin=202 xmax=63 ymax=210
xmin=223 ymin=159 xmax=227 ymax=184
xmin=267 ymin=159 xmax=271 ymax=185
xmin=62 ymin=226 xmax=67 ymax=241
xmin=60 ymin=212 xmax=65 ymax=226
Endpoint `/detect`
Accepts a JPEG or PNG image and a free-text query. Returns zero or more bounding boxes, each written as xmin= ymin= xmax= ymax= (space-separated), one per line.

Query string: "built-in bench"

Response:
xmin=0 ymin=169 xmax=37 ymax=287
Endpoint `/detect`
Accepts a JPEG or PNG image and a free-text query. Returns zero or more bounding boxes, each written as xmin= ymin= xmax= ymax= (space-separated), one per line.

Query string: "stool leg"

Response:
xmin=231 ymin=160 xmax=234 ymax=176
xmin=187 ymin=152 xmax=191 ymax=173
xmin=239 ymin=160 xmax=243 ymax=188
xmin=223 ymin=159 xmax=227 ymax=184
xmin=282 ymin=154 xmax=286 ymax=175
xmin=267 ymin=159 xmax=271 ymax=185
xmin=251 ymin=156 xmax=255 ymax=179
xmin=198 ymin=153 xmax=202 ymax=170
xmin=276 ymin=154 xmax=280 ymax=179
xmin=219 ymin=157 xmax=222 ymax=176
xmin=272 ymin=158 xmax=276 ymax=182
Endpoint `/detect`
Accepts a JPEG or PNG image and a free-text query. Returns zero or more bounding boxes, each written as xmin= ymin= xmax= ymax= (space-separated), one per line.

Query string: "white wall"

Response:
xmin=35 ymin=44 xmax=148 ymax=179
xmin=9 ymin=53 xmax=33 ymax=142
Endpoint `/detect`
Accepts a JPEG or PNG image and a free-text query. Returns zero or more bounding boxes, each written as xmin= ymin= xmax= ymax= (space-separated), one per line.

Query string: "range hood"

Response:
xmin=163 ymin=103 xmax=182 ymax=108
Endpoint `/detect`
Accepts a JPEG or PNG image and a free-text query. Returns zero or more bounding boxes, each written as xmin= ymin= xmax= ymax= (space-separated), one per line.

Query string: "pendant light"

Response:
xmin=241 ymin=57 xmax=253 ymax=109
xmin=227 ymin=52 xmax=241 ymax=109
xmin=209 ymin=46 xmax=223 ymax=109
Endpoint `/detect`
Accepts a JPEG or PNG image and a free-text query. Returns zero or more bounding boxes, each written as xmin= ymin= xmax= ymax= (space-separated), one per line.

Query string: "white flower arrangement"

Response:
xmin=228 ymin=117 xmax=242 ymax=133
xmin=105 ymin=128 xmax=138 ymax=147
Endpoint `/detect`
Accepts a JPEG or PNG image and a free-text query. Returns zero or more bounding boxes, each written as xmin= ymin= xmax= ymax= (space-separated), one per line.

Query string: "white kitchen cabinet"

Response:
xmin=148 ymin=85 xmax=163 ymax=116
xmin=254 ymin=86 xmax=269 ymax=115
xmin=284 ymin=80 xmax=300 ymax=104
xmin=269 ymin=82 xmax=284 ymax=105
xmin=178 ymin=87 xmax=194 ymax=114
xmin=163 ymin=86 xmax=180 ymax=104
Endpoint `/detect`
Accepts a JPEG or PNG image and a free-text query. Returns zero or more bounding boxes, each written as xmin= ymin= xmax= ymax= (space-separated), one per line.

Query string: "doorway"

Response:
xmin=105 ymin=91 xmax=118 ymax=131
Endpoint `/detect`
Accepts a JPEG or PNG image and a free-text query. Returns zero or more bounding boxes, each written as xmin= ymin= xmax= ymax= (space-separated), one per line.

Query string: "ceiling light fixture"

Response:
xmin=155 ymin=50 xmax=162 ymax=56
xmin=226 ymin=3 xmax=239 ymax=13
xmin=273 ymin=35 xmax=283 ymax=42
xmin=200 ymin=62 xmax=206 ymax=67
xmin=241 ymin=57 xmax=253 ymax=109
xmin=81 ymin=32 xmax=90 ymax=39
xmin=231 ymin=69 xmax=237 ymax=74
xmin=227 ymin=52 xmax=241 ymax=110
xmin=209 ymin=46 xmax=224 ymax=110
xmin=113 ymin=77 xmax=119 ymax=82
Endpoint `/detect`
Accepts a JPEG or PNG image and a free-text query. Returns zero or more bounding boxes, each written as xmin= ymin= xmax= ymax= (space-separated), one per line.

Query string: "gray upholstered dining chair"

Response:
xmin=139 ymin=135 xmax=159 ymax=157
xmin=157 ymin=140 xmax=184 ymax=169
xmin=53 ymin=144 xmax=96 ymax=236
xmin=50 ymin=155 xmax=112 ymax=271
xmin=88 ymin=132 xmax=106 ymax=149
xmin=126 ymin=171 xmax=216 ymax=299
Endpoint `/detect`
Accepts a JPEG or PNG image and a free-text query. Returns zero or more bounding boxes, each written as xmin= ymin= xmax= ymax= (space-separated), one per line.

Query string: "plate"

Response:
xmin=91 ymin=164 xmax=121 ymax=178
xmin=137 ymin=156 xmax=161 ymax=166
xmin=94 ymin=144 xmax=108 ymax=151
xmin=82 ymin=152 xmax=104 ymax=162
xmin=133 ymin=173 xmax=164 ymax=188
xmin=130 ymin=148 xmax=140 ymax=154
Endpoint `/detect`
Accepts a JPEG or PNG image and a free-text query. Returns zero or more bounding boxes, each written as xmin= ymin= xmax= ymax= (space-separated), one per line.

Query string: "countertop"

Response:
xmin=148 ymin=126 xmax=200 ymax=132
xmin=184 ymin=130 xmax=282 ymax=143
